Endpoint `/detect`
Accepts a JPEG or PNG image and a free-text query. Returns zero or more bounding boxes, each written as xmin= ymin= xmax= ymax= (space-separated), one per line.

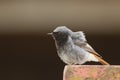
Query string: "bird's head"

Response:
xmin=48 ymin=26 xmax=72 ymax=46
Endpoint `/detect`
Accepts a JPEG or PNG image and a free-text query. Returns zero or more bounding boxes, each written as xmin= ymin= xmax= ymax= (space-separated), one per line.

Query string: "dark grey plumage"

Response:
xmin=49 ymin=26 xmax=109 ymax=65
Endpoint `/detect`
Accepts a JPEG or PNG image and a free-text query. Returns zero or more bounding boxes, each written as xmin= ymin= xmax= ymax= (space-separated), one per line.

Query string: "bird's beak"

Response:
xmin=47 ymin=32 xmax=53 ymax=35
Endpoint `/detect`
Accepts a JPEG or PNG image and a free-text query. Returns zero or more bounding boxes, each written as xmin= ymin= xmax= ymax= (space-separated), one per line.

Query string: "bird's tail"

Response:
xmin=93 ymin=54 xmax=110 ymax=65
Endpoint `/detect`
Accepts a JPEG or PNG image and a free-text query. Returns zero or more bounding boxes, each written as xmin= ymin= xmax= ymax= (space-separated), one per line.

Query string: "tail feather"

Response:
xmin=93 ymin=54 xmax=110 ymax=65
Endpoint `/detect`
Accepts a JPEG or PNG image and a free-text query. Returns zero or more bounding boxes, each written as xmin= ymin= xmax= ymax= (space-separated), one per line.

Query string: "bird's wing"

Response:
xmin=71 ymin=31 xmax=109 ymax=65
xmin=75 ymin=42 xmax=110 ymax=65
xmin=82 ymin=43 xmax=102 ymax=58
xmin=74 ymin=40 xmax=102 ymax=58
xmin=72 ymin=31 xmax=102 ymax=58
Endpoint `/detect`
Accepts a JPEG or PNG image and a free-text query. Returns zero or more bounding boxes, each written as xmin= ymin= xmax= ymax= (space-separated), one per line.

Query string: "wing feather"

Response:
xmin=71 ymin=31 xmax=102 ymax=58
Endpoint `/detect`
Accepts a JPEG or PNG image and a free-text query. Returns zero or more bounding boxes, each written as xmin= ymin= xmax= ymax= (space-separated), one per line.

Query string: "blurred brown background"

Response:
xmin=0 ymin=0 xmax=120 ymax=80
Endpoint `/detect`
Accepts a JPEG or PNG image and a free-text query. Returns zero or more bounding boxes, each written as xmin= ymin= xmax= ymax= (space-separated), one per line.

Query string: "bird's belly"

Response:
xmin=58 ymin=49 xmax=87 ymax=65
xmin=58 ymin=51 xmax=77 ymax=64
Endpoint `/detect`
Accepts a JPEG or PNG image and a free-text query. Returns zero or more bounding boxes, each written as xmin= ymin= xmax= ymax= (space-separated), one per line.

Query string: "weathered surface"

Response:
xmin=63 ymin=65 xmax=120 ymax=80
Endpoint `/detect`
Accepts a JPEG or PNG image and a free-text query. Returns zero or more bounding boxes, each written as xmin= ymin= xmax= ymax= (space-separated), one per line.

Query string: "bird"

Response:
xmin=48 ymin=26 xmax=110 ymax=65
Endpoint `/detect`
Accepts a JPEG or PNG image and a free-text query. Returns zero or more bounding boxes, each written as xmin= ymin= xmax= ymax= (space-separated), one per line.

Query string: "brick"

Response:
xmin=63 ymin=65 xmax=120 ymax=80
